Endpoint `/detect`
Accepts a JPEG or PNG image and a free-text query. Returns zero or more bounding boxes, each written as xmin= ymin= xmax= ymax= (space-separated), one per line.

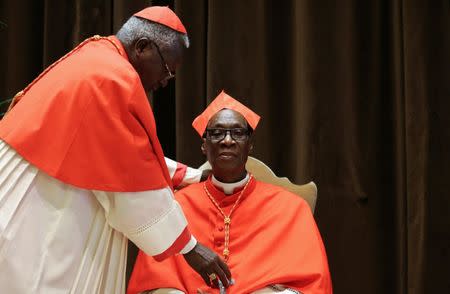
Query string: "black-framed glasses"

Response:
xmin=153 ymin=42 xmax=175 ymax=82
xmin=205 ymin=128 xmax=250 ymax=142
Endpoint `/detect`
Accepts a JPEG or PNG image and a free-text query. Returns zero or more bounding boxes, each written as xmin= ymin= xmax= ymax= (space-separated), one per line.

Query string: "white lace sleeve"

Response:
xmin=93 ymin=187 xmax=190 ymax=257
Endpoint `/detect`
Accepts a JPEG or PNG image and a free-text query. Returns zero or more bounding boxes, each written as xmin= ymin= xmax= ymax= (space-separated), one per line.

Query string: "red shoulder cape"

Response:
xmin=0 ymin=36 xmax=171 ymax=192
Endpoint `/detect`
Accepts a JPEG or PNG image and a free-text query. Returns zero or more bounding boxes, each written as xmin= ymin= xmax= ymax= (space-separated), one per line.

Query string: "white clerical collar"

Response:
xmin=211 ymin=173 xmax=250 ymax=195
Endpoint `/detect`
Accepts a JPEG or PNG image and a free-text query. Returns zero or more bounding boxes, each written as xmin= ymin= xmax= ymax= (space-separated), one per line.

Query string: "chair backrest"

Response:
xmin=199 ymin=156 xmax=317 ymax=213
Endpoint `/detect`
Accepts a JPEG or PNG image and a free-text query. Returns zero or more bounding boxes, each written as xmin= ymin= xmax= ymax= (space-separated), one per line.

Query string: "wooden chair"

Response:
xmin=199 ymin=156 xmax=317 ymax=213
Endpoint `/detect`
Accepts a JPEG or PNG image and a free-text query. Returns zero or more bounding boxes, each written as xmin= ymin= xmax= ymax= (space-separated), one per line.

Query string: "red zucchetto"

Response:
xmin=134 ymin=6 xmax=187 ymax=34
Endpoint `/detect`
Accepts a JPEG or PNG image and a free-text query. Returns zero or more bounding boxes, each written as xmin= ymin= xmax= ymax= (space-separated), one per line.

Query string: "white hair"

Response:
xmin=116 ymin=16 xmax=189 ymax=50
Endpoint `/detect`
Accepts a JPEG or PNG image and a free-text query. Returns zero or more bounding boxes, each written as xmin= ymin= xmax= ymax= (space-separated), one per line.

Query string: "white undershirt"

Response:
xmin=211 ymin=173 xmax=249 ymax=195
xmin=0 ymin=140 xmax=194 ymax=293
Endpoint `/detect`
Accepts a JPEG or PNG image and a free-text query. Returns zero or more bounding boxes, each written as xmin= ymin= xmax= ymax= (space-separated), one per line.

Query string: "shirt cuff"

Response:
xmin=179 ymin=235 xmax=197 ymax=254
xmin=183 ymin=167 xmax=202 ymax=185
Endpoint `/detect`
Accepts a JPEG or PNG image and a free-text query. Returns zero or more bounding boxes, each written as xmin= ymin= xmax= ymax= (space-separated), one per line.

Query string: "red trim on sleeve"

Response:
xmin=172 ymin=162 xmax=187 ymax=188
xmin=153 ymin=227 xmax=191 ymax=262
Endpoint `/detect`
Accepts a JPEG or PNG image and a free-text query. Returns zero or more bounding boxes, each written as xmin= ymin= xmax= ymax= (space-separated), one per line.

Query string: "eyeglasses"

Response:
xmin=153 ymin=42 xmax=175 ymax=82
xmin=205 ymin=128 xmax=250 ymax=142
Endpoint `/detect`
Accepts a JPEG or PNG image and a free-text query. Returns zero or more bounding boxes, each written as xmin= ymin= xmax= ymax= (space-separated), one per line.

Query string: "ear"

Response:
xmin=201 ymin=138 xmax=207 ymax=155
xmin=248 ymin=141 xmax=254 ymax=154
xmin=134 ymin=37 xmax=151 ymax=55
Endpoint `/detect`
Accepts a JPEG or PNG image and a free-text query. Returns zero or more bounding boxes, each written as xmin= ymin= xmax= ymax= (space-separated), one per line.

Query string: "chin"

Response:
xmin=212 ymin=166 xmax=246 ymax=183
xmin=215 ymin=156 xmax=237 ymax=165
xmin=213 ymin=159 xmax=242 ymax=172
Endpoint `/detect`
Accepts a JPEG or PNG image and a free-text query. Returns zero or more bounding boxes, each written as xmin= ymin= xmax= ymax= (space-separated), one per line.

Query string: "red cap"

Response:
xmin=134 ymin=6 xmax=187 ymax=34
xmin=192 ymin=90 xmax=261 ymax=136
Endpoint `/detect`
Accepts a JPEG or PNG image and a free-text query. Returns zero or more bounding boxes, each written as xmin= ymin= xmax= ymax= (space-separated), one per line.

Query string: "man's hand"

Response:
xmin=183 ymin=242 xmax=232 ymax=288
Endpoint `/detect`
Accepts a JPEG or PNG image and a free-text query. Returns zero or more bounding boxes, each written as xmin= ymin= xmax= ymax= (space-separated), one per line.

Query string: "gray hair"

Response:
xmin=116 ymin=16 xmax=189 ymax=50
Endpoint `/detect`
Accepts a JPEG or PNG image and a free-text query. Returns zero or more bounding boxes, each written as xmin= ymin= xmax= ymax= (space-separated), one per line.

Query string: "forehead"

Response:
xmin=207 ymin=109 xmax=248 ymax=128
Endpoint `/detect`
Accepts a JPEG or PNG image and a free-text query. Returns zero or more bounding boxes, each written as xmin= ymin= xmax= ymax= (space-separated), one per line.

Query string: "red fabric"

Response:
xmin=153 ymin=227 xmax=191 ymax=262
xmin=0 ymin=36 xmax=172 ymax=192
xmin=172 ymin=162 xmax=188 ymax=188
xmin=134 ymin=6 xmax=187 ymax=34
xmin=128 ymin=177 xmax=333 ymax=294
xmin=192 ymin=90 xmax=261 ymax=136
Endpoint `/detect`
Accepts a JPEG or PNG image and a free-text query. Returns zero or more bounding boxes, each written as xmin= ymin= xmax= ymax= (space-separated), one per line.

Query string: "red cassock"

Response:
xmin=128 ymin=177 xmax=333 ymax=294
xmin=0 ymin=36 xmax=171 ymax=192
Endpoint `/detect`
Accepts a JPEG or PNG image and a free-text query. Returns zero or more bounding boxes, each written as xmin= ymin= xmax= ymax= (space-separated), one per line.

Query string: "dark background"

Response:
xmin=1 ymin=1 xmax=449 ymax=293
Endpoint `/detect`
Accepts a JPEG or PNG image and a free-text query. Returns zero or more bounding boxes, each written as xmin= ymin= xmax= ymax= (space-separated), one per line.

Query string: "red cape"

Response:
xmin=0 ymin=36 xmax=171 ymax=192
xmin=128 ymin=177 xmax=332 ymax=294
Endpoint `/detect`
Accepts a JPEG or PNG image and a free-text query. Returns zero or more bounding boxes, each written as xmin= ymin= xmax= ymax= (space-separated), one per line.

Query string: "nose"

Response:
xmin=221 ymin=132 xmax=235 ymax=146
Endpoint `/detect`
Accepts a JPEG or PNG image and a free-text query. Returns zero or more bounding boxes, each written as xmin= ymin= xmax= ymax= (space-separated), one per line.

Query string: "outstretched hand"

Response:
xmin=183 ymin=242 xmax=232 ymax=288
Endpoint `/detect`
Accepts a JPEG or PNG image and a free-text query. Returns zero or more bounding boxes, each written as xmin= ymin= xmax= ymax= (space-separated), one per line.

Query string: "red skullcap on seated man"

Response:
xmin=0 ymin=6 xmax=231 ymax=293
xmin=128 ymin=91 xmax=332 ymax=294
